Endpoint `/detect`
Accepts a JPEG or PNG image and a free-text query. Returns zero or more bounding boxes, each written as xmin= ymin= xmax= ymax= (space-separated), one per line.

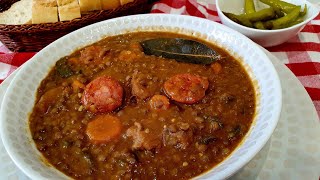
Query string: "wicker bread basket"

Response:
xmin=0 ymin=0 xmax=156 ymax=52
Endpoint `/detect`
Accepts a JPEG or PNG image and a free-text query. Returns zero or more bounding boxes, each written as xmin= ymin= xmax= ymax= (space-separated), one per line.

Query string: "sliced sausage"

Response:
xmin=149 ymin=95 xmax=170 ymax=110
xmin=163 ymin=73 xmax=209 ymax=104
xmin=82 ymin=76 xmax=123 ymax=113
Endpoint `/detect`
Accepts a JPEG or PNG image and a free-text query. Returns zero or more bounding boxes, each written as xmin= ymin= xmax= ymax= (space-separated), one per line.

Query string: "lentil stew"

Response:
xmin=29 ymin=32 xmax=256 ymax=179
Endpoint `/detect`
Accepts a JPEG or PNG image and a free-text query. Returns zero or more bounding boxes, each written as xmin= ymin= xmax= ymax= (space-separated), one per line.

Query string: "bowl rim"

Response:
xmin=216 ymin=0 xmax=320 ymax=33
xmin=0 ymin=14 xmax=282 ymax=180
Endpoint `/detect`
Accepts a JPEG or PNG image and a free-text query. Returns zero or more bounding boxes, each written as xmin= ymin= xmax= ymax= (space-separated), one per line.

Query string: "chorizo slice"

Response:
xmin=163 ymin=73 xmax=209 ymax=104
xmin=82 ymin=76 xmax=123 ymax=113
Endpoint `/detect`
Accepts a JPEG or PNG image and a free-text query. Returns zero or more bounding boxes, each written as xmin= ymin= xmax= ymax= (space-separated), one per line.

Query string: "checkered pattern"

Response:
xmin=0 ymin=0 xmax=319 ymax=118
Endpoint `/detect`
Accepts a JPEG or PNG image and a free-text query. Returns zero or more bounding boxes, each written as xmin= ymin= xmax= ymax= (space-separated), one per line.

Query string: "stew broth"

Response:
xmin=29 ymin=32 xmax=256 ymax=179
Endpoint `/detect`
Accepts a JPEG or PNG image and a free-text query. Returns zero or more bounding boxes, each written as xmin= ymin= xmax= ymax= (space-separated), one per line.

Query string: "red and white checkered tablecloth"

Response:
xmin=0 ymin=0 xmax=320 ymax=118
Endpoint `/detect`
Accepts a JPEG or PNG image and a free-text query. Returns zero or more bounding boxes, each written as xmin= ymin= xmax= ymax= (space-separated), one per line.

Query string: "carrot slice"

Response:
xmin=86 ymin=115 xmax=122 ymax=143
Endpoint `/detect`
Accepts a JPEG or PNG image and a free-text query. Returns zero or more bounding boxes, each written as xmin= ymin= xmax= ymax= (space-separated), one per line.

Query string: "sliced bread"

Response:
xmin=78 ymin=0 xmax=102 ymax=12
xmin=32 ymin=0 xmax=58 ymax=24
xmin=0 ymin=0 xmax=32 ymax=25
xmin=57 ymin=0 xmax=81 ymax=21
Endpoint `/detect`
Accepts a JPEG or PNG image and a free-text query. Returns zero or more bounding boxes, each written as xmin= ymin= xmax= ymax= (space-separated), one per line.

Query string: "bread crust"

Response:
xmin=33 ymin=0 xmax=57 ymax=7
xmin=120 ymin=0 xmax=134 ymax=5
xmin=58 ymin=0 xmax=81 ymax=21
xmin=101 ymin=0 xmax=120 ymax=10
xmin=79 ymin=0 xmax=102 ymax=12
xmin=57 ymin=0 xmax=75 ymax=6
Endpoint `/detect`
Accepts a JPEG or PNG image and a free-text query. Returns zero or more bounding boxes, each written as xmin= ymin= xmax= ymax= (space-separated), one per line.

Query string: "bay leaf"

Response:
xmin=140 ymin=38 xmax=221 ymax=64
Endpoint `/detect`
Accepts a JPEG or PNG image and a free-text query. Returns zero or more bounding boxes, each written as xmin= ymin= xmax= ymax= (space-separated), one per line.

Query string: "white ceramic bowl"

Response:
xmin=216 ymin=0 xmax=319 ymax=47
xmin=0 ymin=14 xmax=282 ymax=180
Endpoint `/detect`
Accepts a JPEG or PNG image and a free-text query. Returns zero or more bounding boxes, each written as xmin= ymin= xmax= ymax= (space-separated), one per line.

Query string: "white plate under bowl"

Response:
xmin=0 ymin=14 xmax=282 ymax=180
